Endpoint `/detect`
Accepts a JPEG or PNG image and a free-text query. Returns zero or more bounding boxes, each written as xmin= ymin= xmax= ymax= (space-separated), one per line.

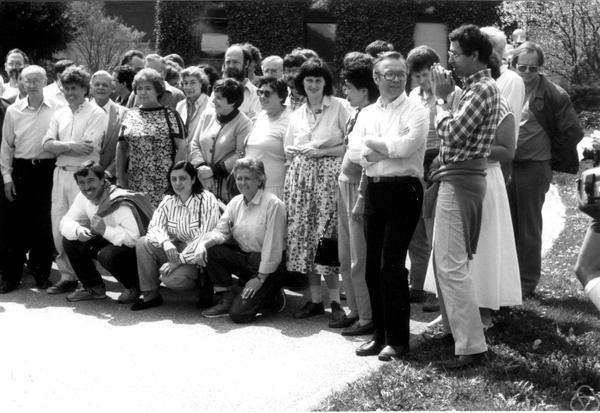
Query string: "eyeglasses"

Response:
xmin=375 ymin=71 xmax=406 ymax=81
xmin=516 ymin=64 xmax=540 ymax=73
xmin=257 ymin=89 xmax=273 ymax=98
xmin=448 ymin=49 xmax=464 ymax=58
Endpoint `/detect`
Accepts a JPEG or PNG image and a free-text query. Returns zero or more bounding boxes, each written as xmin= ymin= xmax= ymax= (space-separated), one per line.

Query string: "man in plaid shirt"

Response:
xmin=429 ymin=24 xmax=501 ymax=369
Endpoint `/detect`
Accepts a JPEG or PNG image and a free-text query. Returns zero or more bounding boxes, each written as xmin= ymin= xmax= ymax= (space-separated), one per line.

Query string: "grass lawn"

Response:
xmin=318 ymin=167 xmax=600 ymax=411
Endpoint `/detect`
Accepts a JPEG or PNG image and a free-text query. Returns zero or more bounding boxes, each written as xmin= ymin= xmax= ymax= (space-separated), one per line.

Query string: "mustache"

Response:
xmin=224 ymin=67 xmax=246 ymax=80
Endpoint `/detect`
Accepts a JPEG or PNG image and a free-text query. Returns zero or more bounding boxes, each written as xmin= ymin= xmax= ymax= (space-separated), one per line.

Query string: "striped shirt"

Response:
xmin=435 ymin=69 xmax=501 ymax=164
xmin=146 ymin=191 xmax=221 ymax=264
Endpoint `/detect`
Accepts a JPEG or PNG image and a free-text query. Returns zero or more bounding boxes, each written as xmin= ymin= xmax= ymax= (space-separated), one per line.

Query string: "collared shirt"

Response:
xmin=43 ymin=82 xmax=68 ymax=108
xmin=1 ymin=84 xmax=18 ymax=101
xmin=42 ymin=100 xmax=106 ymax=168
xmin=204 ymin=189 xmax=286 ymax=274
xmin=60 ymin=191 xmax=140 ymax=248
xmin=0 ymin=97 xmax=58 ymax=182
xmin=146 ymin=191 xmax=221 ymax=264
xmin=435 ymin=69 xmax=501 ymax=164
xmin=284 ymin=95 xmax=350 ymax=149
xmin=348 ymin=93 xmax=428 ymax=178
xmin=176 ymin=94 xmax=209 ymax=141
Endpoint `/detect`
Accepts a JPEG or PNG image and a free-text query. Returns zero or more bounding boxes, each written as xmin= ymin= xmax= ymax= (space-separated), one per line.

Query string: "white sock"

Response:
xmin=328 ymin=288 xmax=340 ymax=305
xmin=310 ymin=285 xmax=322 ymax=303
xmin=584 ymin=277 xmax=600 ymax=312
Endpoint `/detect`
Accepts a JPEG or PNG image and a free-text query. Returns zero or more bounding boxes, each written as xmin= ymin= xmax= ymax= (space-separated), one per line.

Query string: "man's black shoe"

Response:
xmin=0 ymin=280 xmax=19 ymax=294
xmin=131 ymin=295 xmax=163 ymax=311
xmin=435 ymin=351 xmax=488 ymax=370
xmin=341 ymin=321 xmax=375 ymax=336
xmin=34 ymin=278 xmax=52 ymax=290
xmin=378 ymin=344 xmax=409 ymax=361
xmin=355 ymin=339 xmax=384 ymax=357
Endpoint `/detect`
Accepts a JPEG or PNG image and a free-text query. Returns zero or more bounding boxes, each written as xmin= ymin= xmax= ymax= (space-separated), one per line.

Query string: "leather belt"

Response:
xmin=367 ymin=176 xmax=417 ymax=184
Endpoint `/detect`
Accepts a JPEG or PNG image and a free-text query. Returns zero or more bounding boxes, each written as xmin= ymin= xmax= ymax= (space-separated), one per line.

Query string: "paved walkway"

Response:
xmin=0 ymin=187 xmax=564 ymax=412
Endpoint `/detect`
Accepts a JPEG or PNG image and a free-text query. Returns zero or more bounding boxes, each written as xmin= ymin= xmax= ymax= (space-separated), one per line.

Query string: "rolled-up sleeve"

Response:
xmin=258 ymin=199 xmax=286 ymax=274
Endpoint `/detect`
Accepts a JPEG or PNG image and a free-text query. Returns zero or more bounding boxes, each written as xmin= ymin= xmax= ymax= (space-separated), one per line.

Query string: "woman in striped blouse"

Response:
xmin=131 ymin=161 xmax=221 ymax=310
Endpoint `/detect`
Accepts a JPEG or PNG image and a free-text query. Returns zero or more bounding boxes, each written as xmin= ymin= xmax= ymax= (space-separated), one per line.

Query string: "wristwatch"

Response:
xmin=436 ymin=98 xmax=447 ymax=105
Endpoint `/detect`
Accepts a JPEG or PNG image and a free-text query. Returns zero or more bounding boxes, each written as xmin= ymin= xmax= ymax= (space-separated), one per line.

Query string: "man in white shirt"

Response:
xmin=43 ymin=59 xmax=74 ymax=108
xmin=90 ymin=70 xmax=126 ymax=181
xmin=60 ymin=162 xmax=152 ymax=302
xmin=261 ymin=55 xmax=284 ymax=79
xmin=348 ymin=51 xmax=428 ymax=361
xmin=2 ymin=48 xmax=28 ymax=101
xmin=42 ymin=65 xmax=106 ymax=294
xmin=0 ymin=65 xmax=58 ymax=293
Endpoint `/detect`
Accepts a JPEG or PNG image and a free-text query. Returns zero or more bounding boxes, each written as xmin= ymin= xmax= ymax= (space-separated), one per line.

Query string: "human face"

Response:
xmin=91 ymin=74 xmax=114 ymax=105
xmin=21 ymin=70 xmax=46 ymax=99
xmin=77 ymin=172 xmax=105 ymax=204
xmin=213 ymin=91 xmax=235 ymax=115
xmin=374 ymin=58 xmax=407 ymax=102
xmin=182 ymin=75 xmax=202 ymax=100
xmin=448 ymin=41 xmax=471 ymax=78
xmin=262 ymin=61 xmax=283 ymax=79
xmin=516 ymin=51 xmax=541 ymax=87
xmin=135 ymin=80 xmax=159 ymax=108
xmin=63 ymin=82 xmax=87 ymax=107
xmin=258 ymin=84 xmax=282 ymax=114
xmin=235 ymin=168 xmax=261 ymax=202
xmin=411 ymin=68 xmax=432 ymax=92
xmin=224 ymin=47 xmax=247 ymax=81
xmin=303 ymin=76 xmax=325 ymax=100
xmin=170 ymin=168 xmax=194 ymax=200
xmin=5 ymin=53 xmax=25 ymax=79
xmin=344 ymin=80 xmax=367 ymax=108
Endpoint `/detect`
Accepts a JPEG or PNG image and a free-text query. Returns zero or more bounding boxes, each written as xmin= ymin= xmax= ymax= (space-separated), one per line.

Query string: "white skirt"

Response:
xmin=423 ymin=162 xmax=522 ymax=309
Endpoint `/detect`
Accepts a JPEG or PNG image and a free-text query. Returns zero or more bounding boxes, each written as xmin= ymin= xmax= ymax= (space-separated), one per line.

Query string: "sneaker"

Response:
xmin=47 ymin=280 xmax=79 ymax=295
xmin=201 ymin=291 xmax=234 ymax=318
xmin=117 ymin=288 xmax=140 ymax=304
xmin=66 ymin=285 xmax=107 ymax=302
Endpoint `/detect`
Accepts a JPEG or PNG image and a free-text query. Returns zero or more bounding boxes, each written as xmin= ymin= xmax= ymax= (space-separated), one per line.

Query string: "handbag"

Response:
xmin=314 ymin=208 xmax=340 ymax=267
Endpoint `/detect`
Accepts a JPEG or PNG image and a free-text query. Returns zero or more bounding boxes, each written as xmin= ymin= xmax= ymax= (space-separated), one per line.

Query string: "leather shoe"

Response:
xmin=328 ymin=301 xmax=351 ymax=328
xmin=342 ymin=321 xmax=375 ymax=336
xmin=35 ymin=278 xmax=52 ymax=290
xmin=436 ymin=351 xmax=488 ymax=370
xmin=0 ymin=280 xmax=19 ymax=294
xmin=355 ymin=339 xmax=384 ymax=357
xmin=131 ymin=295 xmax=163 ymax=311
xmin=378 ymin=344 xmax=409 ymax=361
xmin=293 ymin=301 xmax=325 ymax=319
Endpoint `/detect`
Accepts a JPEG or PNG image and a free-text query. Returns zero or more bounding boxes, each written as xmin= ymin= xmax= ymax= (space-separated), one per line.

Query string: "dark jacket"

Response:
xmin=530 ymin=75 xmax=583 ymax=174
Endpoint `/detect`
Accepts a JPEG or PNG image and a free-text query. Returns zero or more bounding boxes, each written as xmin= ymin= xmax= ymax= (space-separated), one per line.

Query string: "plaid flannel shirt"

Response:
xmin=436 ymin=69 xmax=501 ymax=164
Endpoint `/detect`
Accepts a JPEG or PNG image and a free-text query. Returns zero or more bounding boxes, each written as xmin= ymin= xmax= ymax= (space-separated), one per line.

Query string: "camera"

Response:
xmin=582 ymin=147 xmax=600 ymax=167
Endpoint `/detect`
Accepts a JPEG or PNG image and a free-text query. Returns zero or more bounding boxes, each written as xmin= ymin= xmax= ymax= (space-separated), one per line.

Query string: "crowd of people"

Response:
xmin=0 ymin=22 xmax=590 ymax=369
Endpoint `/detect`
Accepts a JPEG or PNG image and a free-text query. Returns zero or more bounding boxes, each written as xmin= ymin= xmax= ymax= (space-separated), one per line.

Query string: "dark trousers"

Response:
xmin=0 ymin=158 xmax=55 ymax=284
xmin=206 ymin=243 xmax=282 ymax=323
xmin=507 ymin=160 xmax=552 ymax=295
xmin=63 ymin=237 xmax=139 ymax=289
xmin=365 ymin=177 xmax=423 ymax=347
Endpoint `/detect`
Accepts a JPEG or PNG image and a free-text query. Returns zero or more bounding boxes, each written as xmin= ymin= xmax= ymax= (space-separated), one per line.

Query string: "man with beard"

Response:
xmin=217 ymin=44 xmax=261 ymax=122
xmin=2 ymin=49 xmax=28 ymax=101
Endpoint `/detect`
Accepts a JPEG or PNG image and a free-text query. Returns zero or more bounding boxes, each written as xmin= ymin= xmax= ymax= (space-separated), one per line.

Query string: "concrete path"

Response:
xmin=0 ymin=188 xmax=564 ymax=413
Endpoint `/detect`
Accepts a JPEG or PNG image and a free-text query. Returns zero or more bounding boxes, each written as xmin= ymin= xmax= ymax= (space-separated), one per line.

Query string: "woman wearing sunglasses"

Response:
xmin=244 ymin=77 xmax=290 ymax=200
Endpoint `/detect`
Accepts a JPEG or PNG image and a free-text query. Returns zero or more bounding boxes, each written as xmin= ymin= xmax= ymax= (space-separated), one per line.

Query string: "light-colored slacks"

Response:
xmin=51 ymin=167 xmax=80 ymax=281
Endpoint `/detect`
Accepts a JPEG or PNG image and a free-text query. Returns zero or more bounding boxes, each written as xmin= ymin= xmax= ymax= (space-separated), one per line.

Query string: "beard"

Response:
xmin=224 ymin=66 xmax=246 ymax=82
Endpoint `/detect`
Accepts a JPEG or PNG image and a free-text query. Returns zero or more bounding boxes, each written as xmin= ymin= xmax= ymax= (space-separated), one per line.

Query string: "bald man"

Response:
xmin=0 ymin=65 xmax=59 ymax=292
xmin=90 ymin=70 xmax=126 ymax=180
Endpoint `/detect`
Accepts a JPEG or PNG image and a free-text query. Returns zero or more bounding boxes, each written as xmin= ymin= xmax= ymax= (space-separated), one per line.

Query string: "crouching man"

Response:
xmin=60 ymin=161 xmax=153 ymax=302
xmin=195 ymin=157 xmax=287 ymax=323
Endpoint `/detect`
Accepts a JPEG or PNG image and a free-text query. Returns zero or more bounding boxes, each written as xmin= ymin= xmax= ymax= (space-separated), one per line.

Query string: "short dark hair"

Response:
xmin=257 ymin=76 xmax=288 ymax=104
xmin=166 ymin=161 xmax=203 ymax=195
xmin=73 ymin=160 xmax=105 ymax=181
xmin=406 ymin=46 xmax=439 ymax=73
xmin=60 ymin=65 xmax=91 ymax=90
xmin=294 ymin=58 xmax=334 ymax=97
xmin=54 ymin=59 xmax=75 ymax=76
xmin=242 ymin=43 xmax=262 ymax=66
xmin=365 ymin=40 xmax=394 ymax=58
xmin=6 ymin=48 xmax=29 ymax=64
xmin=113 ymin=65 xmax=136 ymax=91
xmin=511 ymin=40 xmax=545 ymax=68
xmin=121 ymin=49 xmax=144 ymax=66
xmin=283 ymin=52 xmax=307 ymax=69
xmin=213 ymin=78 xmax=244 ymax=108
xmin=342 ymin=55 xmax=379 ymax=103
xmin=132 ymin=68 xmax=165 ymax=96
xmin=165 ymin=60 xmax=182 ymax=85
xmin=449 ymin=24 xmax=493 ymax=65
xmin=164 ymin=53 xmax=185 ymax=68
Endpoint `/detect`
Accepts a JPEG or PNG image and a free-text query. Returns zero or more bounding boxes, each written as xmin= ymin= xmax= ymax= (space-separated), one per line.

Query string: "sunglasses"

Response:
xmin=516 ymin=64 xmax=540 ymax=73
xmin=257 ymin=89 xmax=273 ymax=98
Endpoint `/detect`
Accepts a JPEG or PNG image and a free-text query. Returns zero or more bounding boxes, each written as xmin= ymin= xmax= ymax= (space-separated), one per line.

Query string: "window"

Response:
xmin=304 ymin=23 xmax=336 ymax=63
xmin=191 ymin=17 xmax=229 ymax=58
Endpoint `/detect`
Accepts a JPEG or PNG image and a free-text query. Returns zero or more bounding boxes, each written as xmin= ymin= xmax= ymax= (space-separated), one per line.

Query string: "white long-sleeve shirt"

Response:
xmin=60 ymin=192 xmax=140 ymax=247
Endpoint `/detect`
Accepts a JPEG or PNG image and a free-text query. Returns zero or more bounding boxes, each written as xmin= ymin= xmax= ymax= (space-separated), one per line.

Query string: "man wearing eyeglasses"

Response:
xmin=508 ymin=41 xmax=583 ymax=298
xmin=348 ymin=51 xmax=428 ymax=361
